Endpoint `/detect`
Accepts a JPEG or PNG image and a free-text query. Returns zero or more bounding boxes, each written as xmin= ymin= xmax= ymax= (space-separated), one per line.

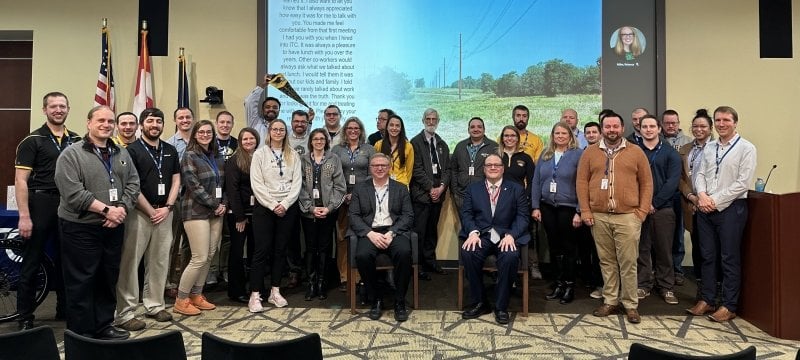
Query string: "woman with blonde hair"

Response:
xmin=614 ymin=26 xmax=643 ymax=60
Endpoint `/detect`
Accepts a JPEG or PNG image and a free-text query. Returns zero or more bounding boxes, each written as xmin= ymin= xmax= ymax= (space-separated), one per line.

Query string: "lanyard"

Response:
xmin=467 ymin=142 xmax=484 ymax=164
xmin=49 ymin=133 xmax=71 ymax=152
xmin=688 ymin=143 xmax=704 ymax=173
xmin=271 ymin=148 xmax=284 ymax=176
xmin=485 ymin=181 xmax=501 ymax=206
xmin=346 ymin=145 xmax=359 ymax=164
xmin=552 ymin=155 xmax=560 ymax=181
xmin=715 ymin=136 xmax=741 ymax=177
xmin=311 ymin=153 xmax=324 ymax=186
xmin=202 ymin=152 xmax=220 ymax=185
xmin=140 ymin=139 xmax=164 ymax=182
xmin=375 ymin=187 xmax=388 ymax=213
xmin=92 ymin=145 xmax=115 ymax=186
xmin=647 ymin=142 xmax=663 ymax=165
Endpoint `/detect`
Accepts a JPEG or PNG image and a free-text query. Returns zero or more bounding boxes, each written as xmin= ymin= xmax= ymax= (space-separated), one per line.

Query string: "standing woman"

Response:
xmin=531 ymin=122 xmax=584 ymax=304
xmin=499 ymin=125 xmax=535 ymax=191
xmin=299 ymin=129 xmax=347 ymax=301
xmin=679 ymin=109 xmax=713 ymax=297
xmin=331 ymin=117 xmax=376 ymax=291
xmin=225 ymin=127 xmax=259 ymax=303
xmin=248 ymin=119 xmax=302 ymax=312
xmin=174 ymin=120 xmax=226 ymax=316
xmin=374 ymin=114 xmax=414 ymax=186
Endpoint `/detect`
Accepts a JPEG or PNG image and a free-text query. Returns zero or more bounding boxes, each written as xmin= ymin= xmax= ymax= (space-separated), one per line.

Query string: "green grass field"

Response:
xmin=392 ymin=88 xmax=601 ymax=149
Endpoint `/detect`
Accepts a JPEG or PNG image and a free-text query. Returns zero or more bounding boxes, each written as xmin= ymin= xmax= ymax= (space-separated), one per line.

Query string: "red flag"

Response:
xmin=133 ymin=26 xmax=153 ymax=117
xmin=94 ymin=25 xmax=115 ymax=111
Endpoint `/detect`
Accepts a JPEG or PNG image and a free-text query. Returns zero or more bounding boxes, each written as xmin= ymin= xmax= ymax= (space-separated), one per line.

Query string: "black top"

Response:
xmin=127 ymin=139 xmax=181 ymax=206
xmin=216 ymin=136 xmax=239 ymax=162
xmin=367 ymin=131 xmax=382 ymax=146
xmin=14 ymin=123 xmax=81 ymax=190
xmin=225 ymin=158 xmax=254 ymax=222
xmin=501 ymin=151 xmax=534 ymax=192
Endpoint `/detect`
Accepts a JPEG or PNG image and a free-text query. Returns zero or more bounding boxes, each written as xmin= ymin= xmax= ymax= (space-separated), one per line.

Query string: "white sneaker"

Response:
xmin=590 ymin=287 xmax=603 ymax=299
xmin=268 ymin=288 xmax=288 ymax=308
xmin=248 ymin=292 xmax=264 ymax=313
xmin=206 ymin=271 xmax=219 ymax=285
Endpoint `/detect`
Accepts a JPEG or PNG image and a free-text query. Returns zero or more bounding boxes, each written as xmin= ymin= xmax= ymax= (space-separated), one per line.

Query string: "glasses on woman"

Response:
xmin=270 ymin=128 xmax=286 ymax=133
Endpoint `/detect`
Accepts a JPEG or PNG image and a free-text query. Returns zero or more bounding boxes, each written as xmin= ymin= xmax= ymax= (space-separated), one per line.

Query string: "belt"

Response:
xmin=371 ymin=226 xmax=391 ymax=233
xmin=30 ymin=189 xmax=59 ymax=195
xmin=152 ymin=204 xmax=168 ymax=209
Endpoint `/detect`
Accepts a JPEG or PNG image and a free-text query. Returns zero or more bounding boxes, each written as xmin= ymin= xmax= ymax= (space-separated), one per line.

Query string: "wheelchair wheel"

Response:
xmin=0 ymin=235 xmax=52 ymax=322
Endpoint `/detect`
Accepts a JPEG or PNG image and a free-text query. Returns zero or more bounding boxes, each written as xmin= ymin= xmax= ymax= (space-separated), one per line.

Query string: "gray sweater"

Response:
xmin=298 ymin=151 xmax=347 ymax=217
xmin=55 ymin=139 xmax=140 ymax=224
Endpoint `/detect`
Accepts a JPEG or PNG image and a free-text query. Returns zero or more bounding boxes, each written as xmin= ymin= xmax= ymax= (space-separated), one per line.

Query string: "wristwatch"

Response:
xmin=166 ymin=204 xmax=174 ymax=211
xmin=101 ymin=206 xmax=110 ymax=215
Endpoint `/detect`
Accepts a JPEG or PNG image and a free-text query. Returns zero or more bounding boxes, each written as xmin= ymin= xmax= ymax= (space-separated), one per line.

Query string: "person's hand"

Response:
xmin=499 ymin=235 xmax=516 ymax=252
xmin=367 ymin=231 xmax=388 ymax=249
xmin=581 ymin=214 xmax=595 ymax=227
xmin=649 ymin=204 xmax=656 ymax=215
xmin=150 ymin=207 xmax=170 ymax=225
xmin=572 ymin=213 xmax=582 ymax=228
xmin=531 ymin=209 xmax=541 ymax=222
xmin=462 ymin=232 xmax=482 ymax=251
xmin=18 ymin=216 xmax=32 ymax=239
xmin=430 ymin=185 xmax=444 ymax=203
xmin=697 ymin=193 xmax=716 ymax=213
xmin=307 ymin=108 xmax=315 ymax=124
xmin=235 ymin=220 xmax=247 ymax=232
xmin=313 ymin=207 xmax=329 ymax=218
xmin=103 ymin=206 xmax=126 ymax=228
xmin=262 ymin=74 xmax=273 ymax=85
xmin=213 ymin=204 xmax=226 ymax=216
xmin=344 ymin=193 xmax=352 ymax=204
xmin=274 ymin=204 xmax=286 ymax=217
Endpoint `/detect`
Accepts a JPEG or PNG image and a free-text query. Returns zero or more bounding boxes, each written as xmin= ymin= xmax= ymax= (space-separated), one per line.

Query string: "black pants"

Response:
xmin=355 ymin=230 xmax=412 ymax=303
xmin=251 ymin=203 xmax=298 ymax=290
xmin=412 ymin=201 xmax=443 ymax=271
xmin=540 ymin=203 xmax=579 ymax=282
xmin=301 ymin=212 xmax=336 ymax=256
xmin=461 ymin=237 xmax=519 ymax=311
xmin=698 ymin=199 xmax=747 ymax=312
xmin=17 ymin=191 xmax=64 ymax=322
xmin=226 ymin=213 xmax=254 ymax=299
xmin=60 ymin=219 xmax=123 ymax=337
xmin=576 ymin=225 xmax=603 ymax=287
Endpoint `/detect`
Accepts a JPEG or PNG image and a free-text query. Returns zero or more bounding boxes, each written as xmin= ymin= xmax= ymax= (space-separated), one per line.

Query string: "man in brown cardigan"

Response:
xmin=577 ymin=112 xmax=653 ymax=324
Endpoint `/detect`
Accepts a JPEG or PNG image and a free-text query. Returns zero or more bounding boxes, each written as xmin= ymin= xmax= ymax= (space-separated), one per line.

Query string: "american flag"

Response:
xmin=94 ymin=25 xmax=115 ymax=111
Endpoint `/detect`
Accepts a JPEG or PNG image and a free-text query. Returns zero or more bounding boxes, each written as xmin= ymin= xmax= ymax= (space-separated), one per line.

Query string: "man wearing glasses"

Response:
xmin=368 ymin=108 xmax=394 ymax=146
xmin=323 ymin=104 xmax=344 ymax=145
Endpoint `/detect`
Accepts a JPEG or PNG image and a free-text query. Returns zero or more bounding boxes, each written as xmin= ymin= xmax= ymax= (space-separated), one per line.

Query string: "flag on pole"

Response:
xmin=132 ymin=22 xmax=153 ymax=117
xmin=94 ymin=21 xmax=115 ymax=111
xmin=177 ymin=48 xmax=189 ymax=108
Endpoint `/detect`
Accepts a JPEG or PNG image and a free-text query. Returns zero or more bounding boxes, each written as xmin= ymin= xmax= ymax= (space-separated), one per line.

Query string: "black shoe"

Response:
xmin=95 ymin=326 xmax=130 ymax=340
xmin=368 ymin=299 xmax=383 ymax=320
xmin=17 ymin=320 xmax=34 ymax=331
xmin=545 ymin=281 xmax=565 ymax=301
xmin=418 ymin=272 xmax=432 ymax=281
xmin=434 ymin=265 xmax=448 ymax=275
xmin=462 ymin=302 xmax=492 ymax=319
xmin=495 ymin=310 xmax=510 ymax=324
xmin=559 ymin=284 xmax=575 ymax=304
xmin=230 ymin=295 xmax=249 ymax=304
xmin=394 ymin=300 xmax=409 ymax=322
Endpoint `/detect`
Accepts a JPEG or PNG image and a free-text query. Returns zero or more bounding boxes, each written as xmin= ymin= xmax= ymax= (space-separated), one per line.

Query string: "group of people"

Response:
xmin=13 ymin=85 xmax=755 ymax=337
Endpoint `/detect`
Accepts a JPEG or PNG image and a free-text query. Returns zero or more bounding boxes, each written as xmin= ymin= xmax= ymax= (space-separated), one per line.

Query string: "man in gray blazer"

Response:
xmin=349 ymin=153 xmax=414 ymax=322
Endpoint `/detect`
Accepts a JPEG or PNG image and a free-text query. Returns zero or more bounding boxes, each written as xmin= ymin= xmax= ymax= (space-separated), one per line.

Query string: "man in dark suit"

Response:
xmin=349 ymin=153 xmax=414 ymax=322
xmin=460 ymin=153 xmax=530 ymax=324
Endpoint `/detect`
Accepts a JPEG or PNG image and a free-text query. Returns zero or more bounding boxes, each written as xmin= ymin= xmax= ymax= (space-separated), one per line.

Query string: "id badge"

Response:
xmin=390 ymin=174 xmax=397 ymax=180
xmin=348 ymin=174 xmax=356 ymax=184
xmin=280 ymin=181 xmax=288 ymax=191
xmin=432 ymin=164 xmax=438 ymax=174
xmin=549 ymin=181 xmax=557 ymax=193
xmin=313 ymin=189 xmax=320 ymax=199
xmin=215 ymin=187 xmax=222 ymax=199
xmin=109 ymin=188 xmax=118 ymax=202
xmin=158 ymin=183 xmax=166 ymax=196
xmin=687 ymin=170 xmax=692 ymax=177
xmin=250 ymin=195 xmax=255 ymax=206
xmin=468 ymin=166 xmax=475 ymax=176
xmin=600 ymin=179 xmax=609 ymax=190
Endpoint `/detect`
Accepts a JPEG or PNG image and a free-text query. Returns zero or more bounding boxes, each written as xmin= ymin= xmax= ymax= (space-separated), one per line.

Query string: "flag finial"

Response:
xmin=179 ymin=47 xmax=184 ymax=57
xmin=141 ymin=20 xmax=148 ymax=30
xmin=102 ymin=18 xmax=107 ymax=27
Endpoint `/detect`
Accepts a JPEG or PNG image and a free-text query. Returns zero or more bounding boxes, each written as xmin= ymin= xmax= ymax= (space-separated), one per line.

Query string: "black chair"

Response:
xmin=457 ymin=243 xmax=529 ymax=316
xmin=628 ymin=343 xmax=756 ymax=360
xmin=0 ymin=325 xmax=60 ymax=360
xmin=347 ymin=232 xmax=419 ymax=314
xmin=201 ymin=332 xmax=323 ymax=360
xmin=63 ymin=329 xmax=187 ymax=360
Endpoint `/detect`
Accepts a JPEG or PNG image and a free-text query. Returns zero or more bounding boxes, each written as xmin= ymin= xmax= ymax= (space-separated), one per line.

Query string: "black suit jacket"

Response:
xmin=348 ymin=179 xmax=414 ymax=238
xmin=409 ymin=131 xmax=451 ymax=204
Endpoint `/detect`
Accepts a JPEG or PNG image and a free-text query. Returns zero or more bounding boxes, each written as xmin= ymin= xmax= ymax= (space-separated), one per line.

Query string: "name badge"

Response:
xmin=109 ymin=188 xmax=118 ymax=202
xmin=687 ymin=170 xmax=692 ymax=177
xmin=390 ymin=174 xmax=397 ymax=180
xmin=279 ymin=181 xmax=288 ymax=191
xmin=313 ymin=189 xmax=320 ymax=199
xmin=158 ymin=183 xmax=166 ymax=196
xmin=468 ymin=166 xmax=475 ymax=176
xmin=348 ymin=174 xmax=356 ymax=184
xmin=215 ymin=187 xmax=222 ymax=199
xmin=432 ymin=164 xmax=438 ymax=174
xmin=250 ymin=195 xmax=255 ymax=206
xmin=600 ymin=178 xmax=609 ymax=190
xmin=549 ymin=181 xmax=557 ymax=193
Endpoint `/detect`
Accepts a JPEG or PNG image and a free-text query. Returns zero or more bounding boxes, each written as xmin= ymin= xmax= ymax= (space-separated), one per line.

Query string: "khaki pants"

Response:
xmin=591 ymin=212 xmax=642 ymax=310
xmin=179 ymin=218 xmax=223 ymax=294
xmin=115 ymin=209 xmax=174 ymax=323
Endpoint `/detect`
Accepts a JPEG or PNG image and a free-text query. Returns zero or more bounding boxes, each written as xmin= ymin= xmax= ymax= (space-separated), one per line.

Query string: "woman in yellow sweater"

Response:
xmin=374 ymin=114 xmax=414 ymax=186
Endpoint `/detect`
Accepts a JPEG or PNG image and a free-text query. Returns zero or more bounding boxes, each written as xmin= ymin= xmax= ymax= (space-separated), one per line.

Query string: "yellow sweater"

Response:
xmin=374 ymin=139 xmax=414 ymax=186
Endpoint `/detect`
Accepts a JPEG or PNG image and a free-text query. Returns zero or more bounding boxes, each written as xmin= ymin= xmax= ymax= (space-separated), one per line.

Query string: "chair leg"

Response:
xmin=413 ymin=265 xmax=419 ymax=310
xmin=350 ymin=268 xmax=357 ymax=315
xmin=457 ymin=266 xmax=464 ymax=310
xmin=521 ymin=270 xmax=529 ymax=317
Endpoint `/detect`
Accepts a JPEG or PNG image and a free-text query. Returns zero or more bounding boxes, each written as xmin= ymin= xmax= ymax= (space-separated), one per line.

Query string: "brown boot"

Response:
xmin=173 ymin=297 xmax=201 ymax=316
xmin=707 ymin=306 xmax=736 ymax=322
xmin=189 ymin=294 xmax=216 ymax=310
xmin=685 ymin=300 xmax=716 ymax=316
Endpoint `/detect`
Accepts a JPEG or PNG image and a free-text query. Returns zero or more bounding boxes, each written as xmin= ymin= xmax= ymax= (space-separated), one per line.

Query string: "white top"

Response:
xmin=694 ymin=133 xmax=757 ymax=211
xmin=371 ymin=181 xmax=393 ymax=228
xmin=250 ymin=146 xmax=302 ymax=210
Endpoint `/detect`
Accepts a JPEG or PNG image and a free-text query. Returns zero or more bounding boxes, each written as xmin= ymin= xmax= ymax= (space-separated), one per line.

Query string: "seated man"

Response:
xmin=349 ymin=153 xmax=415 ymax=322
xmin=460 ymin=154 xmax=530 ymax=324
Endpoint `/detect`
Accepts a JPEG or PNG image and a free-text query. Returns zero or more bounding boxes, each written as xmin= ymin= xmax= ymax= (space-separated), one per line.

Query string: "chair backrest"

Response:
xmin=629 ymin=343 xmax=756 ymax=360
xmin=0 ymin=325 xmax=60 ymax=360
xmin=201 ymin=332 xmax=323 ymax=360
xmin=64 ymin=330 xmax=187 ymax=360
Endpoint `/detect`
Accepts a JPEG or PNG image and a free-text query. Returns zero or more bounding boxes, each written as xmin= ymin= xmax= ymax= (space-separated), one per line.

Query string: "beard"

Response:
xmin=425 ymin=124 xmax=437 ymax=134
xmin=514 ymin=121 xmax=526 ymax=131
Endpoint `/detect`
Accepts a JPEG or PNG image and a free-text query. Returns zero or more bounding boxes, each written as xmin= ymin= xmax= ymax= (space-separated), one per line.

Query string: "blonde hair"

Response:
xmin=614 ymin=26 xmax=643 ymax=57
xmin=269 ymin=119 xmax=295 ymax=166
xmin=541 ymin=122 xmax=578 ymax=161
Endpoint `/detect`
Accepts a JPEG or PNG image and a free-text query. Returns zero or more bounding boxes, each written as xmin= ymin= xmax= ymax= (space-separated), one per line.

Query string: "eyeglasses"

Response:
xmin=325 ymin=112 xmax=339 ymax=117
xmin=346 ymin=127 xmax=360 ymax=131
xmin=620 ymin=33 xmax=634 ymax=37
xmin=311 ymin=137 xmax=327 ymax=142
xmin=197 ymin=130 xmax=213 ymax=136
xmin=502 ymin=134 xmax=517 ymax=138
xmin=376 ymin=117 xmax=388 ymax=121
xmin=270 ymin=128 xmax=286 ymax=133
xmin=370 ymin=164 xmax=390 ymax=168
xmin=484 ymin=164 xmax=503 ymax=168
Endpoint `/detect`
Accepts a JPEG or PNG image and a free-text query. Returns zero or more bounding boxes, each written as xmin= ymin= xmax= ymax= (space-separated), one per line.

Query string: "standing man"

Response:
xmin=288 ymin=109 xmax=310 ymax=155
xmin=626 ymin=107 xmax=648 ymax=145
xmin=114 ymin=108 xmax=181 ymax=331
xmin=215 ymin=111 xmax=238 ymax=161
xmin=165 ymin=107 xmax=195 ymax=297
xmin=577 ymin=111 xmax=652 ymax=324
xmin=167 ymin=107 xmax=195 ymax=160
xmin=368 ymin=109 xmax=394 ymax=146
xmin=561 ymin=108 xmax=588 ymax=149
xmin=410 ymin=108 xmax=450 ymax=280
xmin=450 ymin=117 xmax=498 ymax=209
xmin=661 ymin=109 xmax=692 ymax=285
xmin=583 ymin=121 xmax=601 ymax=146
xmin=460 ymin=154 xmax=529 ymax=324
xmin=510 ymin=105 xmax=544 ymax=162
xmin=577 ymin=120 xmax=604 ymax=298
xmin=686 ymin=106 xmax=756 ymax=322
xmin=244 ymin=74 xmax=281 ymax=143
xmin=55 ymin=106 xmax=139 ymax=339
xmin=323 ymin=104 xmax=344 ymax=145
xmin=635 ymin=115 xmax=681 ymax=305
xmin=113 ymin=112 xmax=138 ymax=147
xmin=14 ymin=92 xmax=80 ymax=330
xmin=350 ymin=153 xmax=414 ymax=322
xmin=662 ymin=110 xmax=693 ymax=150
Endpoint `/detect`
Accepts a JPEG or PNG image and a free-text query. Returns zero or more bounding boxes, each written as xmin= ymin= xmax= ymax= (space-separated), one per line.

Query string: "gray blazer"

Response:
xmin=348 ymin=179 xmax=414 ymax=238
xmin=298 ymin=151 xmax=347 ymax=217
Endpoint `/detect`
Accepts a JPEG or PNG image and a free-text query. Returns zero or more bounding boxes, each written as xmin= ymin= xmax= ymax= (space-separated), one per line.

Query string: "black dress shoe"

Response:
xmin=495 ymin=310 xmax=510 ymax=324
xmin=394 ymin=301 xmax=409 ymax=322
xmin=230 ymin=295 xmax=249 ymax=304
xmin=95 ymin=326 xmax=130 ymax=340
xmin=559 ymin=285 xmax=575 ymax=304
xmin=434 ymin=266 xmax=448 ymax=275
xmin=462 ymin=302 xmax=491 ymax=319
xmin=418 ymin=272 xmax=432 ymax=281
xmin=368 ymin=299 xmax=383 ymax=320
xmin=18 ymin=320 xmax=35 ymax=331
